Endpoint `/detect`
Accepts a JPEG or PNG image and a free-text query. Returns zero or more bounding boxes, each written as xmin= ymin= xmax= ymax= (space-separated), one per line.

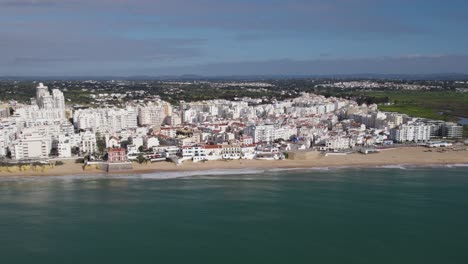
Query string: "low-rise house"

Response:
xmin=221 ymin=144 xmax=242 ymax=159
xmin=106 ymin=136 xmax=121 ymax=148
xmin=107 ymin=148 xmax=127 ymax=163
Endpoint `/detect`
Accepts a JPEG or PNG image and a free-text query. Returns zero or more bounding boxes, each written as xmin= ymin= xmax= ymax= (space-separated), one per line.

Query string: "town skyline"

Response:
xmin=0 ymin=80 xmax=464 ymax=167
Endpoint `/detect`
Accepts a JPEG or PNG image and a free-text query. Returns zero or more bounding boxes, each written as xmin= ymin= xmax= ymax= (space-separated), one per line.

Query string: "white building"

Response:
xmin=441 ymin=122 xmax=463 ymax=139
xmin=34 ymin=83 xmax=65 ymax=117
xmin=56 ymin=135 xmax=72 ymax=158
xmin=73 ymin=107 xmax=138 ymax=132
xmin=132 ymin=136 xmax=144 ymax=149
xmin=244 ymin=124 xmax=275 ymax=143
xmin=244 ymin=124 xmax=296 ymax=143
xmin=221 ymin=144 xmax=242 ymax=159
xmin=80 ymin=131 xmax=97 ymax=154
xmin=106 ymin=136 xmax=121 ymax=148
xmin=325 ymin=137 xmax=351 ymax=151
xmin=390 ymin=124 xmax=431 ymax=142
xmin=182 ymin=145 xmax=207 ymax=159
xmin=146 ymin=137 xmax=160 ymax=149
xmin=138 ymin=103 xmax=165 ymax=127
xmin=10 ymin=132 xmax=51 ymax=160
xmin=15 ymin=105 xmax=66 ymax=122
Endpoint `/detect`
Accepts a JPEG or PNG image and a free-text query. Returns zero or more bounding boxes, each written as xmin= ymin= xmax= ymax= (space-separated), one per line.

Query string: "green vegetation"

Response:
xmin=0 ymin=82 xmax=36 ymax=103
xmin=95 ymin=132 xmax=106 ymax=153
xmin=136 ymin=153 xmax=148 ymax=164
xmin=366 ymin=91 xmax=468 ymax=121
xmin=379 ymin=105 xmax=447 ymax=120
xmin=64 ymin=90 xmax=94 ymax=105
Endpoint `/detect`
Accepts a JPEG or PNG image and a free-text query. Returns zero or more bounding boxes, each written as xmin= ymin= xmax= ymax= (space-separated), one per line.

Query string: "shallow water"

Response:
xmin=1 ymin=167 xmax=468 ymax=263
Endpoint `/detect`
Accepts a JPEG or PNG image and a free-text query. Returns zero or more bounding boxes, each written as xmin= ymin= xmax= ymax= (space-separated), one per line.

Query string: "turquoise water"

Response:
xmin=1 ymin=167 xmax=468 ymax=264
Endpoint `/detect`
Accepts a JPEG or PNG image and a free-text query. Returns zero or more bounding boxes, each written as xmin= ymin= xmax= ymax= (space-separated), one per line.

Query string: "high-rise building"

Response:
xmin=441 ymin=122 xmax=463 ymax=139
xmin=52 ymin=89 xmax=65 ymax=110
xmin=35 ymin=83 xmax=54 ymax=109
xmin=390 ymin=124 xmax=431 ymax=142
xmin=27 ymin=83 xmax=67 ymax=122
xmin=35 ymin=83 xmax=65 ymax=110
xmin=138 ymin=103 xmax=164 ymax=127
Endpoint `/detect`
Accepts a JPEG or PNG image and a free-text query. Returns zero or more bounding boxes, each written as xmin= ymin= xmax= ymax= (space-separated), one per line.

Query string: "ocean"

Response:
xmin=1 ymin=166 xmax=468 ymax=264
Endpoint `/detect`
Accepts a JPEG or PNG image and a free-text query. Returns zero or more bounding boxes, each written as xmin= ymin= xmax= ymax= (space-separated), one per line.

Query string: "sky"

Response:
xmin=1 ymin=0 xmax=468 ymax=76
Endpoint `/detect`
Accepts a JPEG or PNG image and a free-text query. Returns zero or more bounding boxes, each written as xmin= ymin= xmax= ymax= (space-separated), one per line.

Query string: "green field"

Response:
xmin=366 ymin=91 xmax=468 ymax=121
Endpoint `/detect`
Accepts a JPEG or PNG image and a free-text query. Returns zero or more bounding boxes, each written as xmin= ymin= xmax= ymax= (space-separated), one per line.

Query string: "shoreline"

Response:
xmin=0 ymin=163 xmax=467 ymax=180
xmin=0 ymin=147 xmax=467 ymax=177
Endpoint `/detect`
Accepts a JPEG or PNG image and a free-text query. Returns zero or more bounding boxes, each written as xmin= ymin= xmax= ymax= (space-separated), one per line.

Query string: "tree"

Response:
xmin=71 ymin=147 xmax=80 ymax=155
xmin=95 ymin=132 xmax=106 ymax=153
xmin=274 ymin=138 xmax=285 ymax=143
xmin=136 ymin=153 xmax=147 ymax=164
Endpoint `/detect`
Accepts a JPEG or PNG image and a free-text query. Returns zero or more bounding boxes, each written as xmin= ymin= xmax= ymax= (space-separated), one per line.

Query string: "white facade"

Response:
xmin=244 ymin=124 xmax=275 ymax=143
xmin=80 ymin=131 xmax=97 ymax=154
xmin=132 ymin=136 xmax=144 ymax=149
xmin=390 ymin=124 xmax=431 ymax=142
xmin=182 ymin=145 xmax=206 ymax=159
xmin=15 ymin=105 xmax=65 ymax=122
xmin=10 ymin=133 xmax=51 ymax=160
xmin=325 ymin=137 xmax=351 ymax=150
xmin=57 ymin=135 xmax=72 ymax=158
xmin=146 ymin=137 xmax=160 ymax=149
xmin=106 ymin=136 xmax=121 ymax=148
xmin=34 ymin=83 xmax=65 ymax=120
xmin=244 ymin=124 xmax=296 ymax=143
xmin=73 ymin=107 xmax=138 ymax=132
xmin=138 ymin=103 xmax=165 ymax=127
xmin=221 ymin=144 xmax=242 ymax=159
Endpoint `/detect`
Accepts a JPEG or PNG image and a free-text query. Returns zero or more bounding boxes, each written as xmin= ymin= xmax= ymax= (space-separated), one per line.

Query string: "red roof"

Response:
xmin=204 ymin=145 xmax=222 ymax=149
xmin=156 ymin=133 xmax=170 ymax=139
xmin=108 ymin=148 xmax=125 ymax=152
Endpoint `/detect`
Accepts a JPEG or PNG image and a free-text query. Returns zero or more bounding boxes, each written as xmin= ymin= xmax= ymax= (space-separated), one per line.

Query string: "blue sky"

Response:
xmin=1 ymin=0 xmax=468 ymax=76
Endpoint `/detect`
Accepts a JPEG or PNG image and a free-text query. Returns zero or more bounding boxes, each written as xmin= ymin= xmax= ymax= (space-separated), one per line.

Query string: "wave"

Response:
xmin=376 ymin=165 xmax=408 ymax=170
xmin=140 ymin=168 xmax=267 ymax=180
xmin=0 ymin=169 xmax=268 ymax=182
xmin=445 ymin=163 xmax=468 ymax=168
xmin=375 ymin=163 xmax=468 ymax=170
xmin=1 ymin=163 xmax=467 ymax=182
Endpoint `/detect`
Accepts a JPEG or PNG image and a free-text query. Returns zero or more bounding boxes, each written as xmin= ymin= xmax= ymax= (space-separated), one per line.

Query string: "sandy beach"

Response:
xmin=0 ymin=146 xmax=466 ymax=177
